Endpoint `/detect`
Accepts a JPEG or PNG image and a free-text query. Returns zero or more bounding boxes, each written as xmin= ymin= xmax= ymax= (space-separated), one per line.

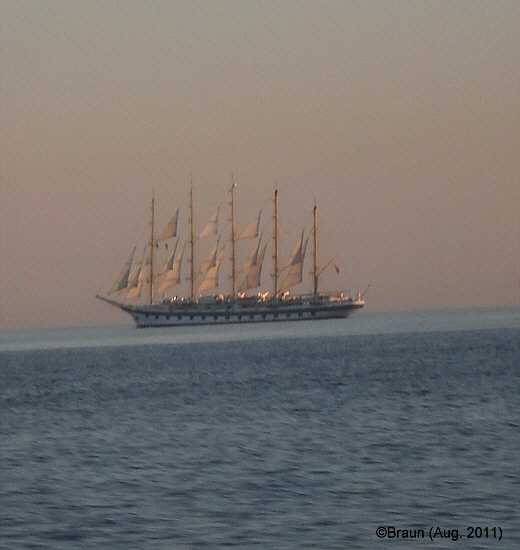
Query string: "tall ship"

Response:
xmin=96 ymin=184 xmax=365 ymax=328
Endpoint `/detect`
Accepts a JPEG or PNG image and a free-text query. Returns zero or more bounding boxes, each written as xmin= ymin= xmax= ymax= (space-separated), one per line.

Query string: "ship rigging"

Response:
xmin=97 ymin=184 xmax=364 ymax=327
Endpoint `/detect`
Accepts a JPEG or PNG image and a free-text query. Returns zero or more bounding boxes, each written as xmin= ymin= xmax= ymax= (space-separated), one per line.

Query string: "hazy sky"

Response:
xmin=1 ymin=0 xmax=519 ymax=329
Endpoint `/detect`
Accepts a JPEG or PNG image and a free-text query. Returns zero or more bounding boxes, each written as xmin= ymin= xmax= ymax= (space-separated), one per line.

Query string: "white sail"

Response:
xmin=280 ymin=231 xmax=308 ymax=291
xmin=198 ymin=207 xmax=219 ymax=239
xmin=127 ymin=263 xmax=148 ymax=299
xmin=124 ymin=246 xmax=147 ymax=298
xmin=238 ymin=210 xmax=261 ymax=240
xmin=156 ymin=209 xmax=179 ymax=242
xmin=239 ymin=237 xmax=261 ymax=272
xmin=158 ymin=244 xmax=185 ymax=293
xmin=282 ymin=231 xmax=306 ymax=269
xmin=238 ymin=243 xmax=267 ymax=291
xmin=127 ymin=264 xmax=141 ymax=289
xmin=109 ymin=246 xmax=136 ymax=294
xmin=197 ymin=249 xmax=225 ymax=295
xmin=198 ymin=237 xmax=220 ymax=274
xmin=157 ymin=241 xmax=178 ymax=276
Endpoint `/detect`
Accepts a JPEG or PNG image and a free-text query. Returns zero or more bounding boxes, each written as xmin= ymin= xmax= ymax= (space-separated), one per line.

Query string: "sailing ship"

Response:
xmin=96 ymin=184 xmax=364 ymax=327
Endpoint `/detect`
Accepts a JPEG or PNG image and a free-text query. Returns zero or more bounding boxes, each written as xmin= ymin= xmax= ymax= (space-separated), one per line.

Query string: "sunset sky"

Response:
xmin=1 ymin=0 xmax=519 ymax=330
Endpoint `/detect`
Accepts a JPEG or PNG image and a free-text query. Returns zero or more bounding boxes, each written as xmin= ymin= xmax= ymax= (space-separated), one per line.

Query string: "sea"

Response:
xmin=1 ymin=307 xmax=519 ymax=549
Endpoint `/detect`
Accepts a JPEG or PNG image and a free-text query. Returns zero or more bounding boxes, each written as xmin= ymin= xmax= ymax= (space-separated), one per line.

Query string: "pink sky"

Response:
xmin=1 ymin=0 xmax=519 ymax=329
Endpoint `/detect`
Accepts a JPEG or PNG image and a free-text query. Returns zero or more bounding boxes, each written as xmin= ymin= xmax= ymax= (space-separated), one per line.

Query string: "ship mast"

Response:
xmin=189 ymin=184 xmax=195 ymax=300
xmin=149 ymin=194 xmax=155 ymax=305
xmin=229 ymin=177 xmax=237 ymax=298
xmin=313 ymin=203 xmax=318 ymax=297
xmin=273 ymin=188 xmax=279 ymax=296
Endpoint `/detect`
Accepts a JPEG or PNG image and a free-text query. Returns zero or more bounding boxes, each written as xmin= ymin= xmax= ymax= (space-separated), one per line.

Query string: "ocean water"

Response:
xmin=1 ymin=308 xmax=519 ymax=549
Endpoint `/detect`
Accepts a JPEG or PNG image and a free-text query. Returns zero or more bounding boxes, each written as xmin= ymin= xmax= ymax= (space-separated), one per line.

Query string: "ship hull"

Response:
xmin=118 ymin=299 xmax=364 ymax=328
